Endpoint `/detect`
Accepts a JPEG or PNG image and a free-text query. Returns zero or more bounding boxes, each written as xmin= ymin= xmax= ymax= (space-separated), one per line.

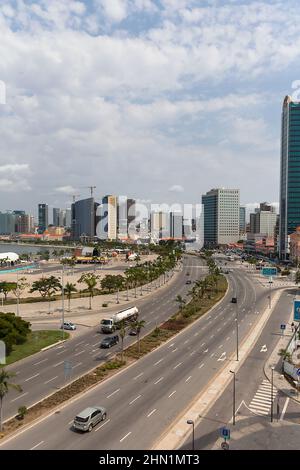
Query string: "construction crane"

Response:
xmin=86 ymin=186 xmax=96 ymax=198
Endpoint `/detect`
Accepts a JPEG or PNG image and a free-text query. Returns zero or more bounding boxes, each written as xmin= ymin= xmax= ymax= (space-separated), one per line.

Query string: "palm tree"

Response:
xmin=131 ymin=319 xmax=146 ymax=356
xmin=0 ymin=369 xmax=22 ymax=431
xmin=64 ymin=282 xmax=77 ymax=312
xmin=78 ymin=273 xmax=99 ymax=310
xmin=175 ymin=294 xmax=186 ymax=312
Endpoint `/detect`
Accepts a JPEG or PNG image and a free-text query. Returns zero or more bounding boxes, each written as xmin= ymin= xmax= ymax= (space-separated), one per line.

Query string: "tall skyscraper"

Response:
xmin=71 ymin=197 xmax=96 ymax=240
xmin=239 ymin=206 xmax=246 ymax=235
xmin=279 ymin=95 xmax=300 ymax=259
xmin=170 ymin=211 xmax=183 ymax=240
xmin=97 ymin=195 xmax=118 ymax=240
xmin=53 ymin=208 xmax=60 ymax=227
xmin=202 ymin=188 xmax=240 ymax=246
xmin=38 ymin=204 xmax=48 ymax=233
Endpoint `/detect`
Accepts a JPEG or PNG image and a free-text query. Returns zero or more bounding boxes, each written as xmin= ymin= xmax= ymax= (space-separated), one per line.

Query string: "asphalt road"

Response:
xmin=181 ymin=287 xmax=296 ymax=450
xmin=0 ymin=261 xmax=277 ymax=449
xmin=3 ymin=255 xmax=206 ymax=421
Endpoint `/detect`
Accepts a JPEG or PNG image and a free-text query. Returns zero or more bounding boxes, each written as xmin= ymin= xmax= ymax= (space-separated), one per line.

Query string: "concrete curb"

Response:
xmin=41 ymin=340 xmax=67 ymax=351
xmin=153 ymin=287 xmax=285 ymax=450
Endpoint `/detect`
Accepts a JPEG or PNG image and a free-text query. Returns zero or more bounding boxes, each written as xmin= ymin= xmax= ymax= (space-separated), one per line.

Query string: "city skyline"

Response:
xmin=2 ymin=1 xmax=300 ymax=211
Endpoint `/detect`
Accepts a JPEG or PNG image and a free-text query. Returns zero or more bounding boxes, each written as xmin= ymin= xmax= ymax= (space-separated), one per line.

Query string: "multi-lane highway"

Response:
xmin=0 ymin=259 xmax=279 ymax=449
xmin=181 ymin=287 xmax=296 ymax=450
xmin=3 ymin=255 xmax=206 ymax=421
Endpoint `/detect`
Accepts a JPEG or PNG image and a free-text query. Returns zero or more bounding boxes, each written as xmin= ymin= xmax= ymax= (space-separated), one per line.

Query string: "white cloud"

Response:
xmin=55 ymin=185 xmax=77 ymax=194
xmin=169 ymin=184 xmax=184 ymax=193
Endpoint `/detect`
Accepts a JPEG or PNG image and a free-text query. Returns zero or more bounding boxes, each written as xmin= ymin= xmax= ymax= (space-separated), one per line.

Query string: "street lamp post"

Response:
xmin=187 ymin=419 xmax=195 ymax=451
xmin=271 ymin=366 xmax=275 ymax=422
xmin=230 ymin=370 xmax=236 ymax=425
xmin=61 ymin=266 xmax=65 ymax=341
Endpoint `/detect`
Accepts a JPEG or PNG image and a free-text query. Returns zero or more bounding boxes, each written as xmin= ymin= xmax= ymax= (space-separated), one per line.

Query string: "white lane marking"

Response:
xmin=107 ymin=388 xmax=120 ymax=399
xmin=172 ymin=348 xmax=178 ymax=352
xmin=280 ymin=397 xmax=290 ymax=421
xmin=74 ymin=341 xmax=84 ymax=347
xmin=199 ymin=363 xmax=204 ymax=369
xmin=184 ymin=340 xmax=189 ymax=344
xmin=95 ymin=418 xmax=111 ymax=432
xmin=68 ymin=420 xmax=73 ymax=425
xmin=226 ymin=336 xmax=230 ymax=341
xmin=218 ymin=344 xmax=223 ymax=349
xmin=129 ymin=395 xmax=142 ymax=405
xmin=147 ymin=409 xmax=157 ymax=418
xmin=120 ymin=431 xmax=132 ymax=442
xmin=74 ymin=350 xmax=85 ymax=357
xmin=133 ymin=373 xmax=143 ymax=380
xmin=30 ymin=441 xmax=44 ymax=450
xmin=92 ymin=342 xmax=99 ymax=347
xmin=10 ymin=392 xmax=28 ymax=403
xmin=44 ymin=376 xmax=58 ymax=384
xmin=210 ymin=353 xmax=215 ymax=358
xmin=53 ymin=361 xmax=64 ymax=368
xmin=154 ymin=377 xmax=164 ymax=385
xmin=154 ymin=359 xmax=163 ymax=366
xmin=56 ymin=350 xmax=67 ymax=356
xmin=25 ymin=373 xmax=40 ymax=382
xmin=173 ymin=362 xmax=182 ymax=369
xmin=203 ymin=349 xmax=208 ymax=353
xmin=93 ymin=333 xmax=99 ymax=337
xmin=190 ymin=351 xmax=196 ymax=356
xmin=34 ymin=358 xmax=48 ymax=366
xmin=168 ymin=391 xmax=176 ymax=398
xmin=84 ymin=343 xmax=90 ymax=346
xmin=185 ymin=376 xmax=192 ymax=383
xmin=210 ymin=334 xmax=214 ymax=339
xmin=200 ymin=342 xmax=206 ymax=347
xmin=194 ymin=332 xmax=199 ymax=336
xmin=217 ymin=352 xmax=226 ymax=362
xmin=72 ymin=362 xmax=82 ymax=369
xmin=217 ymin=328 xmax=221 ymax=332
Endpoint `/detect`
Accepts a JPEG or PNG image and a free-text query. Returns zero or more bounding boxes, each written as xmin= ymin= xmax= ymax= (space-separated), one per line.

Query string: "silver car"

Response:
xmin=73 ymin=406 xmax=107 ymax=432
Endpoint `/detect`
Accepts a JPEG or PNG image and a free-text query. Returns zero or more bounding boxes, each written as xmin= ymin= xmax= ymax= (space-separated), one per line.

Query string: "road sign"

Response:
xmin=221 ymin=441 xmax=229 ymax=450
xmin=280 ymin=324 xmax=286 ymax=330
xmin=220 ymin=427 xmax=230 ymax=440
xmin=296 ymin=368 xmax=300 ymax=377
xmin=294 ymin=300 xmax=300 ymax=322
xmin=261 ymin=267 xmax=277 ymax=277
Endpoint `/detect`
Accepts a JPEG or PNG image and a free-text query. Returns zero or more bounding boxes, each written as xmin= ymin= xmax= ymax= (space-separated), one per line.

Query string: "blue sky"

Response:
xmin=0 ymin=0 xmax=300 ymax=215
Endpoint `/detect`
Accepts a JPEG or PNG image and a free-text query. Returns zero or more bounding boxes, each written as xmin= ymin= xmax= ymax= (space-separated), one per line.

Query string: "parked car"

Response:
xmin=100 ymin=335 xmax=119 ymax=348
xmin=129 ymin=328 xmax=137 ymax=336
xmin=73 ymin=406 xmax=107 ymax=432
xmin=61 ymin=321 xmax=76 ymax=330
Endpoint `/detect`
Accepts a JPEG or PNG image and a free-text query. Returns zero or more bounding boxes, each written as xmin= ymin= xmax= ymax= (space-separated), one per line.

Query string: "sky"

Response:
xmin=0 ymin=0 xmax=300 ymax=217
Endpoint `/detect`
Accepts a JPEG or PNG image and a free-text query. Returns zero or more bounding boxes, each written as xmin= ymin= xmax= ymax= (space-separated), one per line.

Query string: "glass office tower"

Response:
xmin=279 ymin=96 xmax=300 ymax=259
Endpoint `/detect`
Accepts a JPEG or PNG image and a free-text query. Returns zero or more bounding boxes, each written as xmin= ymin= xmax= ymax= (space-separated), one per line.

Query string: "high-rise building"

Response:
xmin=71 ymin=197 xmax=97 ymax=240
xmin=53 ymin=208 xmax=60 ymax=227
xmin=97 ymin=195 xmax=118 ymax=240
xmin=0 ymin=212 xmax=17 ymax=234
xmin=65 ymin=209 xmax=72 ymax=228
xmin=239 ymin=206 xmax=246 ymax=235
xmin=202 ymin=188 xmax=240 ymax=246
xmin=151 ymin=211 xmax=169 ymax=240
xmin=279 ymin=95 xmax=300 ymax=259
xmin=117 ymin=196 xmax=136 ymax=240
xmin=38 ymin=204 xmax=48 ymax=233
xmin=170 ymin=211 xmax=183 ymax=240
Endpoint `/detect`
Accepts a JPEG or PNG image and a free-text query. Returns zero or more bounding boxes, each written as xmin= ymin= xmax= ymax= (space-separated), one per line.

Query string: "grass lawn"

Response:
xmin=4 ymin=330 xmax=69 ymax=366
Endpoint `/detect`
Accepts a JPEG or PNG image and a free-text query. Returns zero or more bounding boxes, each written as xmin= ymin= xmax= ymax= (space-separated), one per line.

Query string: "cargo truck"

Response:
xmin=100 ymin=306 xmax=139 ymax=333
